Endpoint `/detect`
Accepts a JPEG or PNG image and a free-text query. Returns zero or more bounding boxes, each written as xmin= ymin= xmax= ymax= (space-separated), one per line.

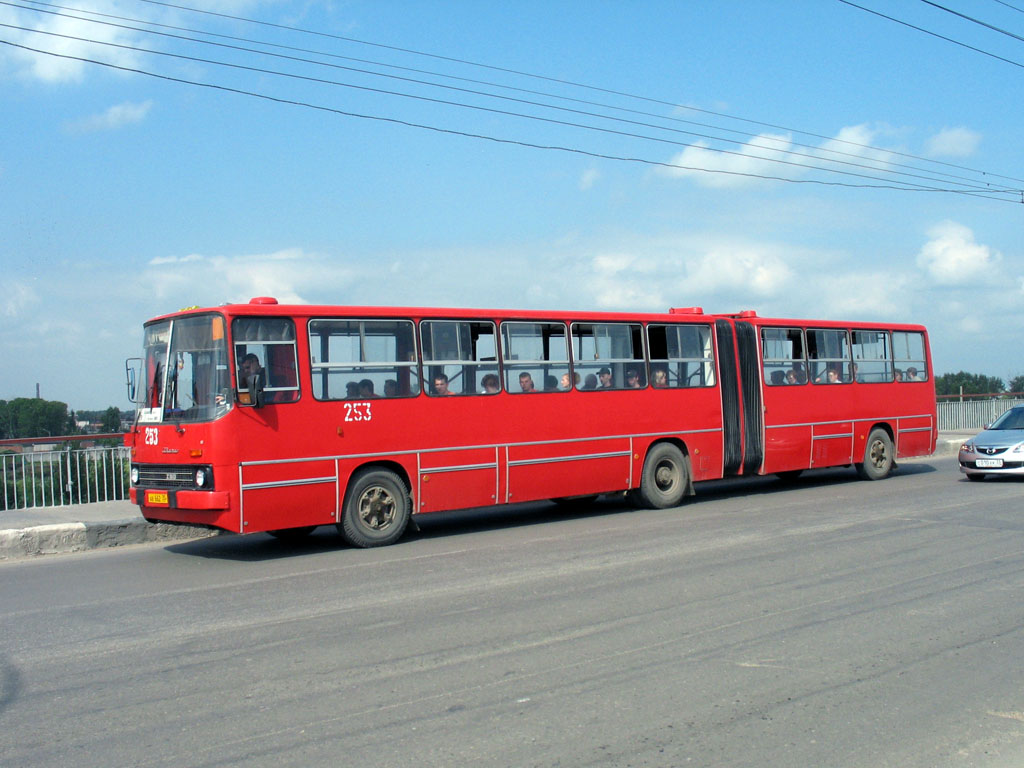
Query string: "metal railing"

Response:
xmin=1 ymin=443 xmax=131 ymax=510
xmin=936 ymin=398 xmax=1024 ymax=432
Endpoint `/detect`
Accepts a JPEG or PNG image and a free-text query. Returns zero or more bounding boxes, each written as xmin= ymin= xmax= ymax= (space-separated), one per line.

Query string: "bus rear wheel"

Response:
xmin=637 ymin=443 xmax=688 ymax=509
xmin=856 ymin=428 xmax=893 ymax=481
xmin=339 ymin=469 xmax=410 ymax=548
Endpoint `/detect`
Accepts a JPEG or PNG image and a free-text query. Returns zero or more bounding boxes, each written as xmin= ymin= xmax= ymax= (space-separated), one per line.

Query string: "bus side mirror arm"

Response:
xmin=125 ymin=358 xmax=142 ymax=403
xmin=238 ymin=373 xmax=265 ymax=408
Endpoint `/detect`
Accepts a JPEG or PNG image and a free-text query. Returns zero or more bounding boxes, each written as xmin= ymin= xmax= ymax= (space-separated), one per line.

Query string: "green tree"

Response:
xmin=1009 ymin=375 xmax=1024 ymax=394
xmin=101 ymin=406 xmax=122 ymax=433
xmin=935 ymin=371 xmax=1006 ymax=398
xmin=0 ymin=398 xmax=74 ymax=438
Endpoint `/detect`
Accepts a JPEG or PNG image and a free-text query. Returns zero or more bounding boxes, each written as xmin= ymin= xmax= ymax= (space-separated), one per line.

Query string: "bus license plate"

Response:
xmin=976 ymin=459 xmax=1003 ymax=468
xmin=146 ymin=491 xmax=170 ymax=506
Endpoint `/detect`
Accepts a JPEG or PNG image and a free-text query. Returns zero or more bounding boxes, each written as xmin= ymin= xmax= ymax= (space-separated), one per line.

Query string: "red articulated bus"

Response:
xmin=125 ymin=298 xmax=937 ymax=547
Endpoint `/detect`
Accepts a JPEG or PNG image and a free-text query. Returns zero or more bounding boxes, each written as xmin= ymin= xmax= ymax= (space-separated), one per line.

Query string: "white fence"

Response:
xmin=1 ymin=445 xmax=131 ymax=511
xmin=936 ymin=398 xmax=1024 ymax=432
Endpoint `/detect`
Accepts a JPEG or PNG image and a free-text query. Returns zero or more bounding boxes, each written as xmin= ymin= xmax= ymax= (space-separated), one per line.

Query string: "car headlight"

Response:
xmin=1013 ymin=444 xmax=1024 ymax=454
xmin=961 ymin=441 xmax=974 ymax=452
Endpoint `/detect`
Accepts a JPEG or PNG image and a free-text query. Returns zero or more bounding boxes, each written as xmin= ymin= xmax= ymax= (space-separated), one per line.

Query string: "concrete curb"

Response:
xmin=0 ymin=518 xmax=220 ymax=561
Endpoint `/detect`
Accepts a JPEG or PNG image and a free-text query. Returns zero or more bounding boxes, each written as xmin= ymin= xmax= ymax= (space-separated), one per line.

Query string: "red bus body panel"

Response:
xmin=127 ymin=303 xmax=936 ymax=534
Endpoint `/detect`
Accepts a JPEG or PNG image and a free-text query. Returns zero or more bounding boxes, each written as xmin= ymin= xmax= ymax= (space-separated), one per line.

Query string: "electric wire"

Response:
xmin=12 ymin=0 xmax=1024 ymax=191
xmin=837 ymin=0 xmax=1024 ymax=71
xmin=920 ymin=0 xmax=1024 ymax=45
xmin=122 ymin=0 xmax=1024 ymax=187
xmin=1 ymin=35 xmax=1019 ymax=204
xmin=5 ymin=2 xmax=1018 ymax=196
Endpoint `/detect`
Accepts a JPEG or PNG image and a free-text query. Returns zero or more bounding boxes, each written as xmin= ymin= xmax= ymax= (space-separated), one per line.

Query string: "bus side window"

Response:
xmin=233 ymin=317 xmax=300 ymax=404
xmin=421 ymin=320 xmax=499 ymax=395
xmin=308 ymin=319 xmax=419 ymax=400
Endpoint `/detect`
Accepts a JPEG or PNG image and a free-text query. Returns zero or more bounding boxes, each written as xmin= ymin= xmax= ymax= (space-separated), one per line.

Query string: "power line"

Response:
xmin=7 ymin=1 xmax=1018 ymax=195
xmin=7 ymin=18 xmax=1021 ymax=200
xmin=837 ymin=0 xmax=1024 ymax=70
xmin=118 ymin=0 xmax=1024 ymax=187
xmin=920 ymin=0 xmax=1024 ymax=45
xmin=2 ymin=35 xmax=1019 ymax=204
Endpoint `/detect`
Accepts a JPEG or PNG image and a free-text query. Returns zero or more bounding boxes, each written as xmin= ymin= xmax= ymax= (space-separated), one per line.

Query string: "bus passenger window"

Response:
xmin=648 ymin=324 xmax=715 ymax=388
xmin=893 ymin=331 xmax=928 ymax=382
xmin=309 ymin=319 xmax=419 ymax=400
xmin=421 ymin=320 xmax=498 ymax=395
xmin=501 ymin=322 xmax=569 ymax=395
xmin=572 ymin=322 xmax=646 ymax=390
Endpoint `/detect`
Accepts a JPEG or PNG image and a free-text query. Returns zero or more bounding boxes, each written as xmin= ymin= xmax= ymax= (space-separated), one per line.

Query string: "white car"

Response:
xmin=959 ymin=405 xmax=1024 ymax=481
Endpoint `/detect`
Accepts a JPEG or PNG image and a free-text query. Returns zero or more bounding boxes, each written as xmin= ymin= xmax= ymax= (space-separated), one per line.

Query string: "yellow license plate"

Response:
xmin=146 ymin=491 xmax=169 ymax=506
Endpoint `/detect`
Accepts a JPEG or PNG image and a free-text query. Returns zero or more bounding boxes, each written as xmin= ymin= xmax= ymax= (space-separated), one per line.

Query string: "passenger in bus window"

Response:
xmin=786 ymin=369 xmax=799 ymax=385
xmin=345 ymin=381 xmax=359 ymax=399
xmin=545 ymin=375 xmax=559 ymax=391
xmin=583 ymin=373 xmax=598 ymax=390
xmin=769 ymin=370 xmax=785 ymax=386
xmin=826 ymin=368 xmax=841 ymax=384
xmin=358 ymin=379 xmax=379 ymax=398
xmin=560 ymin=372 xmax=581 ymax=390
xmin=384 ymin=380 xmax=398 ymax=397
xmin=239 ymin=353 xmax=262 ymax=384
xmin=652 ymin=368 xmax=668 ymax=388
xmin=481 ymin=373 xmax=500 ymax=394
xmin=598 ymin=367 xmax=612 ymax=388
xmin=518 ymin=372 xmax=537 ymax=393
xmin=626 ymin=369 xmax=642 ymax=388
xmin=433 ymin=374 xmax=455 ymax=396
xmin=906 ymin=366 xmax=920 ymax=381
xmin=895 ymin=369 xmax=904 ymax=382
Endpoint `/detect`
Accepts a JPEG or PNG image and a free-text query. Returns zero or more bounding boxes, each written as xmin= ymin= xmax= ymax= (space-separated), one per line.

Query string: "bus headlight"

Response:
xmin=130 ymin=467 xmax=139 ymax=485
xmin=196 ymin=468 xmax=208 ymax=487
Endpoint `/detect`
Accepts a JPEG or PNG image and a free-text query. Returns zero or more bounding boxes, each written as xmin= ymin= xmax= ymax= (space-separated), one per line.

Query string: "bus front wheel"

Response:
xmin=637 ymin=443 xmax=689 ymax=509
xmin=856 ymin=428 xmax=894 ymax=481
xmin=339 ymin=469 xmax=411 ymax=547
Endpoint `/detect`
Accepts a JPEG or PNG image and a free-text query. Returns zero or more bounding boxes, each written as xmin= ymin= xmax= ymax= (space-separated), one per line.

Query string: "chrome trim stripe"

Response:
xmin=767 ymin=414 xmax=933 ymax=429
xmin=419 ymin=462 xmax=498 ymax=475
xmin=508 ymin=450 xmax=631 ymax=468
xmin=238 ymin=427 xmax=722 ymax=467
xmin=812 ymin=433 xmax=854 ymax=441
xmin=242 ymin=476 xmax=337 ymax=491
xmin=898 ymin=426 xmax=933 ymax=433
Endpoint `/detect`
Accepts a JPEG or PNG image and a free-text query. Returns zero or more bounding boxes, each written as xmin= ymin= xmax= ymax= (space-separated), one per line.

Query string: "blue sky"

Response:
xmin=2 ymin=0 xmax=1022 ymax=410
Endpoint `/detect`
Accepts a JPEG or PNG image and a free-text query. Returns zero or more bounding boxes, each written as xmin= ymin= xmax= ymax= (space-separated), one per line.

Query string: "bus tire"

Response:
xmin=637 ymin=443 xmax=688 ymax=509
xmin=856 ymin=428 xmax=893 ymax=481
xmin=339 ymin=469 xmax=410 ymax=548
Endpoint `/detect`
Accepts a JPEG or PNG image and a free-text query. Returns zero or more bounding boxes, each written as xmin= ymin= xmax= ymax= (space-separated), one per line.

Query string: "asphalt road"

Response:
xmin=3 ymin=455 xmax=1024 ymax=768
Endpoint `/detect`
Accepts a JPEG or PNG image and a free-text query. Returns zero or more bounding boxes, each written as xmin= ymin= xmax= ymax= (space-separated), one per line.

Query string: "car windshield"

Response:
xmin=989 ymin=407 xmax=1024 ymax=431
xmin=139 ymin=314 xmax=232 ymax=423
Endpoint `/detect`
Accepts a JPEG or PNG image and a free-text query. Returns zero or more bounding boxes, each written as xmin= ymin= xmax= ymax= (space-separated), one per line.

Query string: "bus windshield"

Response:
xmin=139 ymin=314 xmax=232 ymax=424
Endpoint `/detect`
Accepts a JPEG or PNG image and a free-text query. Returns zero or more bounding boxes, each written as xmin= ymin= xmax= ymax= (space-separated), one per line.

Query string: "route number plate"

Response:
xmin=146 ymin=491 xmax=170 ymax=506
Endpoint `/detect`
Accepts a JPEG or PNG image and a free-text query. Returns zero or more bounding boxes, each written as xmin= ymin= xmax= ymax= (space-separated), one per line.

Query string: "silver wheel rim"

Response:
xmin=869 ymin=439 xmax=888 ymax=469
xmin=655 ymin=460 xmax=679 ymax=493
xmin=356 ymin=485 xmax=397 ymax=531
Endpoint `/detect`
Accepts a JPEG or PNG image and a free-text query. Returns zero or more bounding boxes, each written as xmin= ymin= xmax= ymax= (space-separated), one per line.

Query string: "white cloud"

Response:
xmin=916 ymin=221 xmax=1000 ymax=286
xmin=660 ymin=132 xmax=796 ymax=188
xmin=579 ymin=168 xmax=600 ymax=191
xmin=139 ymin=248 xmax=350 ymax=306
xmin=1 ymin=281 xmax=38 ymax=317
xmin=925 ymin=127 xmax=981 ymax=158
xmin=660 ymin=123 xmax=905 ymax=189
xmin=65 ymin=100 xmax=153 ymax=133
